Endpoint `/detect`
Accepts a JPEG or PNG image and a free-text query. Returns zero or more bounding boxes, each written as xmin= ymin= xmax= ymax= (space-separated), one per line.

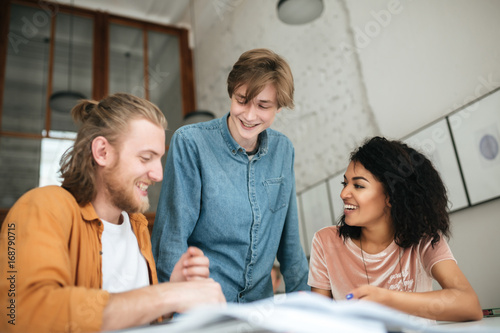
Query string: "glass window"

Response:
xmin=108 ymin=26 xmax=187 ymax=213
xmin=1 ymin=2 xmax=193 ymax=218
xmin=0 ymin=136 xmax=41 ymax=207
xmin=51 ymin=13 xmax=93 ymax=133
xmin=148 ymin=30 xmax=183 ymax=145
xmin=39 ymin=132 xmax=76 ymax=187
xmin=109 ymin=23 xmax=145 ymax=97
xmin=2 ymin=4 xmax=51 ymax=134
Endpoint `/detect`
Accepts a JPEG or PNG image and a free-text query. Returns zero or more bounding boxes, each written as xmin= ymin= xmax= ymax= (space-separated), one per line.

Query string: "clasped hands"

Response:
xmin=166 ymin=247 xmax=226 ymax=313
xmin=170 ymin=246 xmax=211 ymax=282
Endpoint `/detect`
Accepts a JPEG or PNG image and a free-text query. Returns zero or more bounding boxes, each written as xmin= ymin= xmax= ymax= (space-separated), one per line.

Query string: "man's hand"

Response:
xmin=167 ymin=279 xmax=227 ymax=314
xmin=102 ymin=278 xmax=226 ymax=330
xmin=170 ymin=247 xmax=210 ymax=282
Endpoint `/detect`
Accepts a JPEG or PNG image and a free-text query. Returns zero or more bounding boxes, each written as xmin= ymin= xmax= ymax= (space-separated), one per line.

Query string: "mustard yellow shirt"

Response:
xmin=0 ymin=186 xmax=158 ymax=333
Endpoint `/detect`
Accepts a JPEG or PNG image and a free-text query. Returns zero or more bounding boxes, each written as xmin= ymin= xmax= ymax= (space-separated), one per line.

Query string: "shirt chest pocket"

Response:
xmin=263 ymin=177 xmax=288 ymax=213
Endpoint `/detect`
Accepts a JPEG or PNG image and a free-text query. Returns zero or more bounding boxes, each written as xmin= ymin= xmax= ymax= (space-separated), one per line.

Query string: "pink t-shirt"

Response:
xmin=308 ymin=226 xmax=455 ymax=300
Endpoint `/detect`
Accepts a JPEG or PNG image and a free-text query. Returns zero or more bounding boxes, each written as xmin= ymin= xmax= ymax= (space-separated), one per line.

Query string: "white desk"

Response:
xmin=113 ymin=315 xmax=500 ymax=333
xmin=116 ymin=317 xmax=500 ymax=333
xmin=438 ymin=316 xmax=500 ymax=330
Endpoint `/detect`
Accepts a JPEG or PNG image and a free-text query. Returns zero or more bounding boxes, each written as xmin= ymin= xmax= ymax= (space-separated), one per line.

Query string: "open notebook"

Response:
xmin=114 ymin=292 xmax=496 ymax=333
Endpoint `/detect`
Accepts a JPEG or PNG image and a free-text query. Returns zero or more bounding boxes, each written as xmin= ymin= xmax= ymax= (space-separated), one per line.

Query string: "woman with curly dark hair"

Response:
xmin=308 ymin=136 xmax=482 ymax=322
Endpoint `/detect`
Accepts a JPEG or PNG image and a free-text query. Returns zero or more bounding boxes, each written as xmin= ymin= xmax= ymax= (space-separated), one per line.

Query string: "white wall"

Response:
xmin=192 ymin=0 xmax=500 ymax=309
xmin=447 ymin=199 xmax=500 ymax=309
xmin=347 ymin=0 xmax=500 ymax=139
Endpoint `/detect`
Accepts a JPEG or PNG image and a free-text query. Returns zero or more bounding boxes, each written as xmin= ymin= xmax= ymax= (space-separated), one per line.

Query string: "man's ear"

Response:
xmin=92 ymin=136 xmax=113 ymax=167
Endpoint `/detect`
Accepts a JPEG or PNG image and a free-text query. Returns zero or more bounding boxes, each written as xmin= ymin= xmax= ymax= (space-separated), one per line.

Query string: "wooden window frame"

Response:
xmin=0 ymin=0 xmax=195 ymax=227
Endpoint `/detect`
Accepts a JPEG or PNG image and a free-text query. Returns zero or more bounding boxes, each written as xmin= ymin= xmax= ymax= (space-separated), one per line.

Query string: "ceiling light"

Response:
xmin=277 ymin=0 xmax=324 ymax=25
xmin=183 ymin=110 xmax=215 ymax=125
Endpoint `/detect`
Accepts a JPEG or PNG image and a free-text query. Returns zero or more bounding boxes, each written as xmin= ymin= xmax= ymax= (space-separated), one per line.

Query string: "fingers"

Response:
xmin=175 ymin=279 xmax=226 ymax=313
xmin=183 ymin=266 xmax=210 ymax=281
xmin=182 ymin=248 xmax=210 ymax=280
xmin=347 ymin=285 xmax=389 ymax=305
xmin=346 ymin=285 xmax=369 ymax=300
xmin=158 ymin=279 xmax=226 ymax=315
xmin=186 ymin=246 xmax=204 ymax=257
xmin=204 ymin=279 xmax=227 ymax=304
xmin=173 ymin=247 xmax=211 ymax=281
xmin=176 ymin=247 xmax=204 ymax=265
xmin=181 ymin=252 xmax=209 ymax=267
xmin=202 ymin=280 xmax=226 ymax=304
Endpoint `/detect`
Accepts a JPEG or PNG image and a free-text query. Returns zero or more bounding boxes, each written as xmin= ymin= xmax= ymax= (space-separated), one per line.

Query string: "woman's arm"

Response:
xmin=311 ymin=287 xmax=333 ymax=299
xmin=348 ymin=260 xmax=483 ymax=321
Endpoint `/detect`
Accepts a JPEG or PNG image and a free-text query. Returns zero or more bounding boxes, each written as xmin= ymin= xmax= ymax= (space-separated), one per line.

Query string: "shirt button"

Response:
xmin=99 ymin=251 xmax=103 ymax=255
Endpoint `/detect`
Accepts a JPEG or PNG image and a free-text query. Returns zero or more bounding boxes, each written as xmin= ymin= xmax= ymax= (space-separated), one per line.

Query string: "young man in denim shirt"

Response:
xmin=152 ymin=49 xmax=309 ymax=303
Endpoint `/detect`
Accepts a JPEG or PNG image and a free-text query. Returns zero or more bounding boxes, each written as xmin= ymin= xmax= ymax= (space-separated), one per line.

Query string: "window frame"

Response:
xmin=0 ymin=0 xmax=195 ymax=226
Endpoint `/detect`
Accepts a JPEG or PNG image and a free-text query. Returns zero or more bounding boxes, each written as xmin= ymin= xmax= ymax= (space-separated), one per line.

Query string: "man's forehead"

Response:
xmin=235 ymin=83 xmax=277 ymax=101
xmin=119 ymin=119 xmax=165 ymax=149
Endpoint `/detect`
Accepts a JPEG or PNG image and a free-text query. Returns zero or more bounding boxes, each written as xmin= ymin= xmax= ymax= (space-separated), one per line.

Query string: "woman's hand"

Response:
xmin=346 ymin=284 xmax=391 ymax=305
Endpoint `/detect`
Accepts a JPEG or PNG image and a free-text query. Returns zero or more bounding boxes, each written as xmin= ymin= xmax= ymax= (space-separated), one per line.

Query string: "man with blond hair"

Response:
xmin=0 ymin=93 xmax=225 ymax=333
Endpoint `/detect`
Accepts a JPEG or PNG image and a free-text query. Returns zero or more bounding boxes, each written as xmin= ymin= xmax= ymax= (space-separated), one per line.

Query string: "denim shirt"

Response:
xmin=151 ymin=113 xmax=309 ymax=303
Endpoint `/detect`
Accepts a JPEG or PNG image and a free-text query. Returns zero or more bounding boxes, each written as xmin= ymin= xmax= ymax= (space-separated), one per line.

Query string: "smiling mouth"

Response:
xmin=240 ymin=119 xmax=259 ymax=128
xmin=344 ymin=204 xmax=358 ymax=211
xmin=136 ymin=182 xmax=151 ymax=194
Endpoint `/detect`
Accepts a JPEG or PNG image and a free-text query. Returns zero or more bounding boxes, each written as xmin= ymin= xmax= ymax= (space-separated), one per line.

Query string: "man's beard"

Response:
xmin=103 ymin=164 xmax=150 ymax=214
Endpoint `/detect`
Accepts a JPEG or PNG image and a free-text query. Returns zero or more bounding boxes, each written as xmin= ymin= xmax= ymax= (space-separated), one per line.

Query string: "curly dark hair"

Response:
xmin=338 ymin=136 xmax=450 ymax=248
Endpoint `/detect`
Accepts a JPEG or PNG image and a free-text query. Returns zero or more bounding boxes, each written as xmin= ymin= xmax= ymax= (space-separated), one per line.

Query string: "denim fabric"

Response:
xmin=152 ymin=113 xmax=309 ymax=303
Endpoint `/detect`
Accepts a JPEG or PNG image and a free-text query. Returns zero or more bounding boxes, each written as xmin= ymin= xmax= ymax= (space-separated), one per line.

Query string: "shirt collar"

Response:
xmin=80 ymin=201 xmax=148 ymax=228
xmin=220 ymin=112 xmax=269 ymax=157
xmin=80 ymin=201 xmax=100 ymax=222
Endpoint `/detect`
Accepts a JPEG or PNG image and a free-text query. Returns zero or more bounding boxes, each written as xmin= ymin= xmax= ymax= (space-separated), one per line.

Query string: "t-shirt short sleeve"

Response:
xmin=419 ymin=237 xmax=456 ymax=278
xmin=308 ymin=230 xmax=333 ymax=290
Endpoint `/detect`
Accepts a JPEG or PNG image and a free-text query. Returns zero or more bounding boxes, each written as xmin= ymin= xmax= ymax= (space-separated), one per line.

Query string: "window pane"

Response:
xmin=148 ymin=31 xmax=183 ymax=145
xmin=146 ymin=153 xmax=167 ymax=213
xmin=2 ymin=4 xmax=51 ymax=134
xmin=39 ymin=132 xmax=76 ymax=187
xmin=0 ymin=137 xmax=41 ymax=208
xmin=51 ymin=13 xmax=93 ymax=133
xmin=109 ymin=23 xmax=144 ymax=97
